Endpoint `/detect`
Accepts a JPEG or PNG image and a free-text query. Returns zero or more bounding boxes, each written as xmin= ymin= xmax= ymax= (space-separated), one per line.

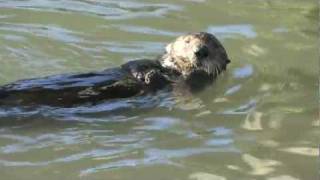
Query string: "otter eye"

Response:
xmin=195 ymin=46 xmax=209 ymax=59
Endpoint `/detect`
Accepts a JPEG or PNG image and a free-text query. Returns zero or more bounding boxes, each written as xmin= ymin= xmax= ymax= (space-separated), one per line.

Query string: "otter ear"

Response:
xmin=165 ymin=43 xmax=173 ymax=53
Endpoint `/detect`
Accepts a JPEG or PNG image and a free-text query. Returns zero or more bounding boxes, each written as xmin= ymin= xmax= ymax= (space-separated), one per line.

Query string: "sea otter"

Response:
xmin=0 ymin=32 xmax=230 ymax=107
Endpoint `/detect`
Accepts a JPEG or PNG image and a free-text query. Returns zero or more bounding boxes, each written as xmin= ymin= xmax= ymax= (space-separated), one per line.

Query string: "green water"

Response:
xmin=0 ymin=0 xmax=318 ymax=180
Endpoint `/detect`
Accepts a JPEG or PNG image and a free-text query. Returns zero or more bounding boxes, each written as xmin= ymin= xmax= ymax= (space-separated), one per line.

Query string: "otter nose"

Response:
xmin=195 ymin=46 xmax=209 ymax=59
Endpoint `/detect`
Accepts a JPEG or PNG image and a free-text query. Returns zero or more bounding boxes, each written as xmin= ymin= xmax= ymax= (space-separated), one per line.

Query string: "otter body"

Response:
xmin=0 ymin=32 xmax=230 ymax=107
xmin=0 ymin=59 xmax=175 ymax=107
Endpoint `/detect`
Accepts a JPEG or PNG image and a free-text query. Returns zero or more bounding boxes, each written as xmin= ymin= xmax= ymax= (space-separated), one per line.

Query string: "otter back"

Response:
xmin=0 ymin=61 xmax=162 ymax=107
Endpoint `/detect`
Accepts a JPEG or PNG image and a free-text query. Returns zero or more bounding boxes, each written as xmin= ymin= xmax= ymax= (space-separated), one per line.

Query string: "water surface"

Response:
xmin=0 ymin=0 xmax=318 ymax=180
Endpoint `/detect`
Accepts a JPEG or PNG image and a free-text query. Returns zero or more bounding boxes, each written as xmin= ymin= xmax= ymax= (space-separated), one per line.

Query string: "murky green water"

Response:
xmin=0 ymin=0 xmax=318 ymax=179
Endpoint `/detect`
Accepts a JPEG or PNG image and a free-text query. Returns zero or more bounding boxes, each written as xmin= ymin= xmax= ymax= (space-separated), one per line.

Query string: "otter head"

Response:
xmin=160 ymin=32 xmax=230 ymax=86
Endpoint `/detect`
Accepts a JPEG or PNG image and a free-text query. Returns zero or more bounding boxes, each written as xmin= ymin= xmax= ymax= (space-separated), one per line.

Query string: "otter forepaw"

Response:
xmin=145 ymin=70 xmax=159 ymax=84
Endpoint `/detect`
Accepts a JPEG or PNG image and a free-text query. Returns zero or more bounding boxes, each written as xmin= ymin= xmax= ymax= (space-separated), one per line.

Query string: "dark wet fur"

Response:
xmin=0 ymin=32 xmax=230 ymax=108
xmin=0 ymin=60 xmax=176 ymax=107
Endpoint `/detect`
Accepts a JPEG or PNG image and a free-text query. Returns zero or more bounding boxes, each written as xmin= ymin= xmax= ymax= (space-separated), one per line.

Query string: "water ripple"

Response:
xmin=0 ymin=0 xmax=181 ymax=19
xmin=112 ymin=24 xmax=183 ymax=37
xmin=80 ymin=147 xmax=239 ymax=176
xmin=208 ymin=25 xmax=257 ymax=39
xmin=233 ymin=64 xmax=254 ymax=78
xmin=0 ymin=23 xmax=84 ymax=43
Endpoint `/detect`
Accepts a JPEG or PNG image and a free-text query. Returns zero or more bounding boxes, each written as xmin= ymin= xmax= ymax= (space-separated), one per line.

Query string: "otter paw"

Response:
xmin=132 ymin=72 xmax=145 ymax=82
xmin=144 ymin=70 xmax=159 ymax=84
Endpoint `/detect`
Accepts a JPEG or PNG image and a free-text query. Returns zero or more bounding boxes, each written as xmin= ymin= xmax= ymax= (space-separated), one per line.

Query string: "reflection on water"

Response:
xmin=0 ymin=0 xmax=181 ymax=19
xmin=112 ymin=24 xmax=182 ymax=37
xmin=208 ymin=25 xmax=257 ymax=39
xmin=0 ymin=0 xmax=318 ymax=180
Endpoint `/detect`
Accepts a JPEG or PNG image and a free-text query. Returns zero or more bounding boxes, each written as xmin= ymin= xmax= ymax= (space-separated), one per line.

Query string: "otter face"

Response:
xmin=160 ymin=32 xmax=230 ymax=80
